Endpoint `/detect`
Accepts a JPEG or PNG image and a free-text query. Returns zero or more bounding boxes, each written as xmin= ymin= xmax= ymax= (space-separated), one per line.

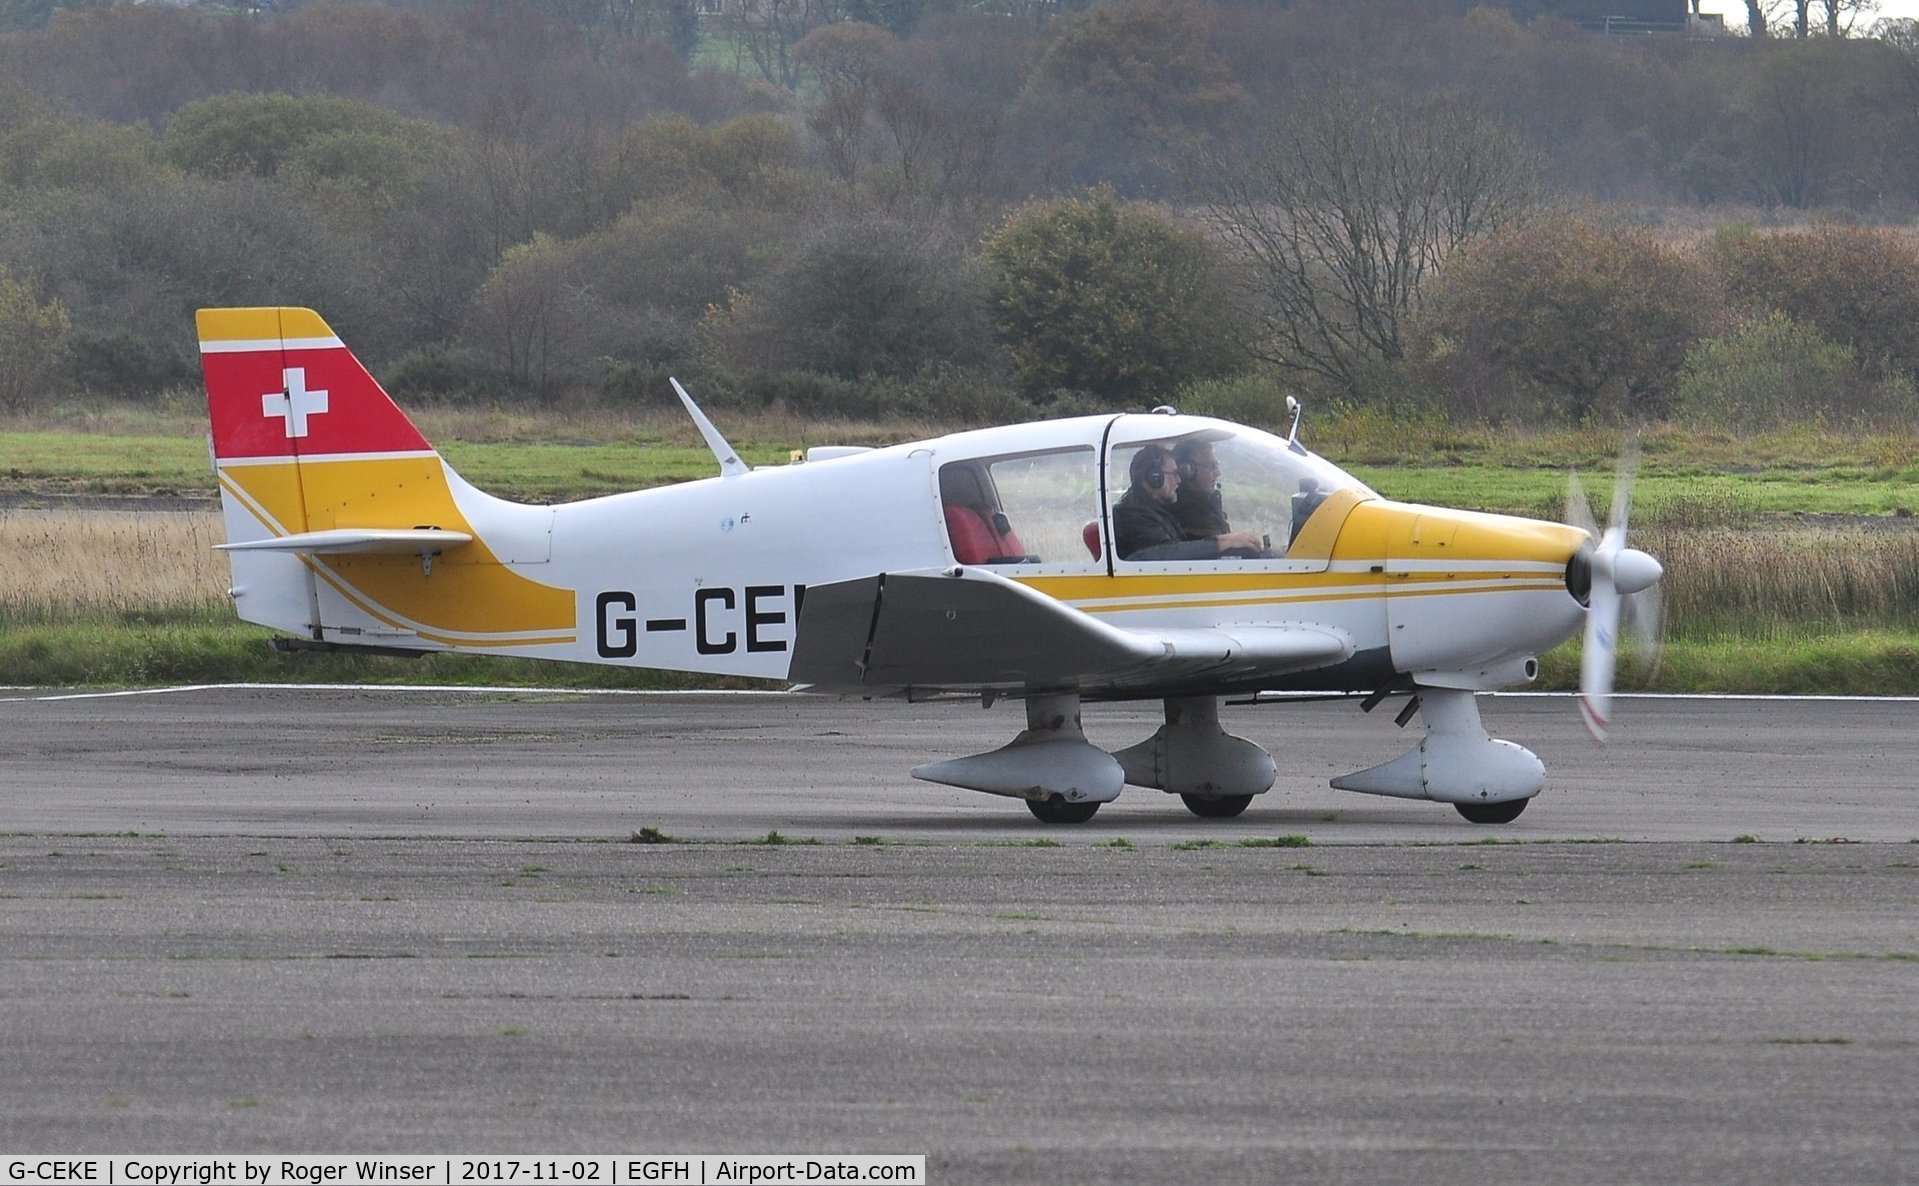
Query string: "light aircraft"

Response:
xmin=197 ymin=307 xmax=1663 ymax=825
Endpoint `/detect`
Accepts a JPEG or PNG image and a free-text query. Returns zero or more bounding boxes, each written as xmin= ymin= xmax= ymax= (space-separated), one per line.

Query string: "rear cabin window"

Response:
xmin=938 ymin=448 xmax=1098 ymax=568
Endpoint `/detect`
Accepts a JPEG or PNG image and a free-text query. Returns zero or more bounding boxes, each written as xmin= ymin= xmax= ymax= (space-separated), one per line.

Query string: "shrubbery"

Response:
xmin=1676 ymin=313 xmax=1919 ymax=429
xmin=1 ymin=3 xmax=1918 ymax=432
xmin=983 ymin=187 xmax=1244 ymax=407
xmin=1416 ymin=215 xmax=1713 ymax=423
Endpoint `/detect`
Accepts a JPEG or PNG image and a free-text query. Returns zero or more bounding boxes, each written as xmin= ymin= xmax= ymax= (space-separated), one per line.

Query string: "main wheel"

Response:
xmin=1455 ymin=798 xmax=1529 ymax=825
xmin=1026 ymin=795 xmax=1102 ymax=824
xmin=1180 ymin=793 xmax=1254 ymax=819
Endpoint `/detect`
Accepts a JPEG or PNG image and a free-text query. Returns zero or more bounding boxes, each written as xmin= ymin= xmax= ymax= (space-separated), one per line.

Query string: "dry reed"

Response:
xmin=1651 ymin=523 xmax=1919 ymax=637
xmin=0 ymin=509 xmax=229 ymax=624
xmin=5 ymin=510 xmax=1916 ymax=644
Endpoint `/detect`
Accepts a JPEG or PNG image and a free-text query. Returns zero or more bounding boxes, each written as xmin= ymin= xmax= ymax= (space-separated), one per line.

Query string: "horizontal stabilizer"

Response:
xmin=217 ymin=528 xmax=474 ymax=555
xmin=790 ymin=567 xmax=1352 ymax=695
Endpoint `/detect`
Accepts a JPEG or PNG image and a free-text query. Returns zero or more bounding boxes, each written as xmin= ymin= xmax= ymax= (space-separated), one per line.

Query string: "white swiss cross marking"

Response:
xmin=261 ymin=367 xmax=330 ymax=439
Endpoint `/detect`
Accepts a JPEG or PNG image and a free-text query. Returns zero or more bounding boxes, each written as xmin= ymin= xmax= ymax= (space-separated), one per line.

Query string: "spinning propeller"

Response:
xmin=1566 ymin=455 xmax=1665 ymax=743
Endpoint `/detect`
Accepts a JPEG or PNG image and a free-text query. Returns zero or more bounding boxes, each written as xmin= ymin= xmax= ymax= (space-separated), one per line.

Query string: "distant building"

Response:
xmin=1505 ymin=1 xmax=1723 ymax=35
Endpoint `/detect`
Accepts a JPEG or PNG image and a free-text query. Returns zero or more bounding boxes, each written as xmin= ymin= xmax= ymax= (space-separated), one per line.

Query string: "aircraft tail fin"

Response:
xmin=198 ymin=307 xmax=433 ymax=463
xmin=197 ymin=307 xmax=576 ymax=652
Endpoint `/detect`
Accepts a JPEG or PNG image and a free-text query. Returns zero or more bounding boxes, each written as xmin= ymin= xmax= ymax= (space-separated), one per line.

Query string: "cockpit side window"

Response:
xmin=1106 ymin=429 xmax=1362 ymax=564
xmin=938 ymin=448 xmax=1098 ymax=568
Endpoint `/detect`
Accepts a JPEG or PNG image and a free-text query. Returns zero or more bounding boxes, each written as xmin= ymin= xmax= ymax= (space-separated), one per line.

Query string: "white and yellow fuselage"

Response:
xmin=203 ymin=307 xmax=1611 ymax=819
xmin=201 ymin=309 xmax=1588 ymax=698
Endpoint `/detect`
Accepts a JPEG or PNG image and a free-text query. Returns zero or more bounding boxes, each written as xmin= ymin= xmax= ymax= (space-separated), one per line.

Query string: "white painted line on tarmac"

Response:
xmin=1246 ymin=690 xmax=1919 ymax=705
xmin=4 ymin=684 xmax=1918 ymax=705
xmin=0 ymin=683 xmax=795 ymax=703
xmin=1497 ymin=691 xmax=1919 ymax=702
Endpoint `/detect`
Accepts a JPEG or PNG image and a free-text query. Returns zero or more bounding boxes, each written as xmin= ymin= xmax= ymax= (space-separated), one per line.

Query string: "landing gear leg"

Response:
xmin=912 ymin=690 xmax=1123 ymax=820
xmin=1113 ymin=695 xmax=1276 ymax=817
xmin=1332 ymin=687 xmax=1543 ymax=820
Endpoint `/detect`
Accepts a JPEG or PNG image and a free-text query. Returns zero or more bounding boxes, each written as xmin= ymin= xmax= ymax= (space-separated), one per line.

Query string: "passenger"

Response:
xmin=1170 ymin=440 xmax=1231 ymax=541
xmin=1113 ymin=443 xmax=1262 ymax=561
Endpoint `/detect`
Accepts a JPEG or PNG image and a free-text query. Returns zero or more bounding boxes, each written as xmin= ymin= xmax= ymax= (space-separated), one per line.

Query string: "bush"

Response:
xmin=1676 ymin=312 xmax=1919 ymax=429
xmin=1173 ymin=373 xmax=1294 ymax=432
xmin=718 ymin=216 xmax=994 ymax=383
xmin=1417 ymin=215 xmax=1713 ymax=423
xmin=732 ymin=370 xmax=933 ymax=421
xmin=983 ymin=186 xmax=1245 ymax=406
xmin=0 ymin=264 xmax=68 ymax=410
xmin=382 ymin=347 xmax=517 ymax=403
xmin=66 ymin=328 xmax=194 ymax=399
xmin=1705 ymin=223 xmax=1919 ymax=380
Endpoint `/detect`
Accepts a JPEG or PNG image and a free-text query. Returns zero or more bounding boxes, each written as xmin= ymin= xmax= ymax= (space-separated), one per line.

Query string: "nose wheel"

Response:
xmin=1180 ymin=793 xmax=1253 ymax=818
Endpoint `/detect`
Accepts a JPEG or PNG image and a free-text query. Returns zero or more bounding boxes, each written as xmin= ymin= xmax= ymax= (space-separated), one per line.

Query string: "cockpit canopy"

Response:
xmin=934 ymin=414 xmax=1373 ymax=572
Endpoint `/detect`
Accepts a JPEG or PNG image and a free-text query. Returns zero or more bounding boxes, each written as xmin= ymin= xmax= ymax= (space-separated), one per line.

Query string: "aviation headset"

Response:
xmin=1171 ymin=442 xmax=1210 ymax=484
xmin=1131 ymin=444 xmax=1176 ymax=490
xmin=1137 ymin=443 xmax=1207 ymax=489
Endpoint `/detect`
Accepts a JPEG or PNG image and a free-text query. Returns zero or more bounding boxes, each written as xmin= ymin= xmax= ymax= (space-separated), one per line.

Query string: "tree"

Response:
xmin=1197 ymin=85 xmax=1543 ymax=397
xmin=0 ymin=265 xmax=68 ymax=410
xmin=794 ymin=20 xmax=902 ymax=182
xmin=1677 ymin=37 xmax=1919 ymax=208
xmin=1418 ymin=215 xmax=1714 ymax=423
xmin=1010 ymin=0 xmax=1242 ymax=193
xmin=1768 ymin=0 xmax=1880 ymax=38
xmin=2 ymin=174 xmax=403 ymax=377
xmin=718 ymin=0 xmax=841 ymax=90
xmin=571 ymin=200 xmax=800 ymax=371
xmin=162 ymin=94 xmax=427 ymax=180
xmin=589 ymin=114 xmax=812 ymax=222
xmin=718 ymin=215 xmax=994 ymax=381
xmin=462 ymin=233 xmax=629 ymax=402
xmin=1816 ymin=0 xmax=1878 ymax=37
xmin=982 ymin=188 xmax=1243 ymax=404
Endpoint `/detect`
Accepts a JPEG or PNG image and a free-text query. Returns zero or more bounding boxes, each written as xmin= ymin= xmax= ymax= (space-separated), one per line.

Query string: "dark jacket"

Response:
xmin=1113 ymin=486 xmax=1222 ymax=561
xmin=1172 ymin=486 xmax=1230 ymax=540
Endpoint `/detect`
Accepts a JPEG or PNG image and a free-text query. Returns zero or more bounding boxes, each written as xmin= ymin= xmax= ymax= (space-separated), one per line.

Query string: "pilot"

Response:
xmin=1113 ymin=443 xmax=1262 ymax=561
xmin=1170 ymin=440 xmax=1231 ymax=541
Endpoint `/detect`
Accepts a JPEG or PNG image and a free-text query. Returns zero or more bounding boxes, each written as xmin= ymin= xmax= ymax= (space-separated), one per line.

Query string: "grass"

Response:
xmin=0 ymin=404 xmax=940 ymax=502
xmin=0 ymin=615 xmax=771 ymax=688
xmin=5 ymin=612 xmax=1908 ymax=692
xmin=5 ymin=405 xmax=1917 ymax=511
xmin=0 ymin=510 xmax=228 ymax=624
xmin=1354 ymin=465 xmax=1918 ymax=520
xmin=6 ymin=407 xmax=1919 ymax=692
xmin=1537 ymin=629 xmax=1919 ymax=694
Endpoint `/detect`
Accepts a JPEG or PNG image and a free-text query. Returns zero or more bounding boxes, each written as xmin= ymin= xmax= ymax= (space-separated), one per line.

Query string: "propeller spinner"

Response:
xmin=1566 ymin=458 xmax=1665 ymax=743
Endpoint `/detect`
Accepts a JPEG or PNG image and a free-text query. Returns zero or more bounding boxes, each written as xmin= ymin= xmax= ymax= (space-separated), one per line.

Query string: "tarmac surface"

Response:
xmin=2 ymin=687 xmax=1917 ymax=1183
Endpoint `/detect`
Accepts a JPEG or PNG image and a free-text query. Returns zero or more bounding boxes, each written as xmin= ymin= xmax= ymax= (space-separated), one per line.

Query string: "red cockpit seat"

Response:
xmin=940 ymin=464 xmax=1028 ymax=563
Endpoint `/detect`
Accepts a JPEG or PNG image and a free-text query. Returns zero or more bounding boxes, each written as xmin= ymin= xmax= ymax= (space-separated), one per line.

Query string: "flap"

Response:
xmin=217 ymin=528 xmax=474 ymax=555
xmin=789 ymin=567 xmax=1351 ymax=695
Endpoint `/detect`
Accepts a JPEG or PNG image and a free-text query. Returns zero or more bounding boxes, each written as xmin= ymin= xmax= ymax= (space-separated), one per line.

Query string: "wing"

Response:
xmin=788 ymin=567 xmax=1351 ymax=696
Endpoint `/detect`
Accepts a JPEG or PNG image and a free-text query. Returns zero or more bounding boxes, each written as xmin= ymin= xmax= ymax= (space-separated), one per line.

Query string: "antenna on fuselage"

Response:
xmin=670 ymin=377 xmax=748 ymax=479
xmin=1285 ymin=395 xmax=1305 ymax=454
